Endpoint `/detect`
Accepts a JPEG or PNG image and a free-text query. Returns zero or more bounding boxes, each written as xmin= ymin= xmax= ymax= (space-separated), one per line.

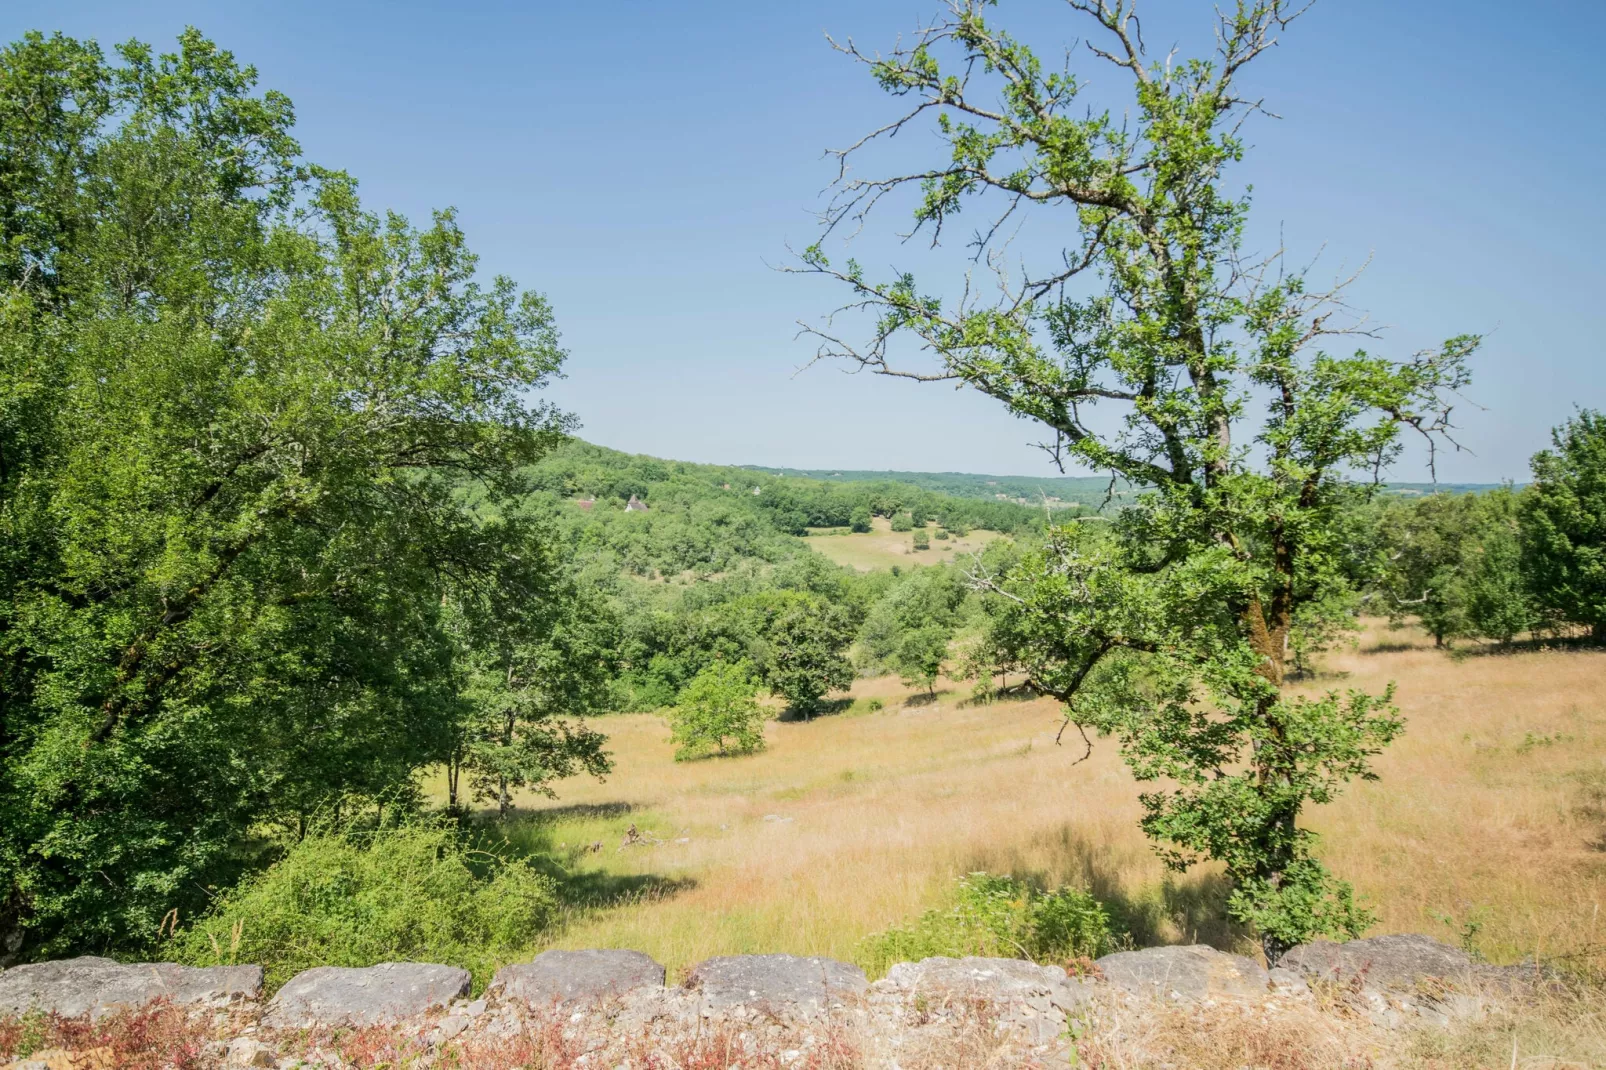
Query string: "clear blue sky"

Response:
xmin=8 ymin=1 xmax=1602 ymax=482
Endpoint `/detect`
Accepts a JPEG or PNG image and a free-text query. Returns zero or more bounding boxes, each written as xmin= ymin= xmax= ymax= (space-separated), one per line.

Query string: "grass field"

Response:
xmin=454 ymin=622 xmax=1606 ymax=988
xmin=802 ymin=516 xmax=1006 ymax=571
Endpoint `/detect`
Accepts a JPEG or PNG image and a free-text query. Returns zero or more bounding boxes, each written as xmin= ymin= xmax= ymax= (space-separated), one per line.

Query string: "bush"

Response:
xmin=666 ymin=661 xmax=768 ymax=760
xmin=867 ymin=697 xmax=885 ymax=712
xmin=890 ymin=513 xmax=913 ymax=532
xmin=168 ymin=824 xmax=559 ymax=990
xmin=858 ymin=872 xmax=1116 ymax=976
xmin=912 ymin=530 xmax=931 ymax=551
xmin=849 ymin=507 xmax=873 ymax=533
xmin=934 ymin=529 xmax=950 ymax=540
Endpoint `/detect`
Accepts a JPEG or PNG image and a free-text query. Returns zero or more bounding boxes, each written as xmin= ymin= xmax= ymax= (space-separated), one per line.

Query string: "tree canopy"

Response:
xmin=799 ymin=0 xmax=1477 ymax=960
xmin=0 ymin=30 xmax=581 ymax=956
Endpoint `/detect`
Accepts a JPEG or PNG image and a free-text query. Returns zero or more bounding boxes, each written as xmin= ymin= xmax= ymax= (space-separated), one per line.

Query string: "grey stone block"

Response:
xmin=1094 ymin=944 xmax=1269 ymax=1002
xmin=0 ymin=956 xmax=262 ymax=1019
xmin=263 ymin=962 xmax=470 ymax=1028
xmin=684 ymin=954 xmax=867 ymax=1013
xmin=487 ymin=949 xmax=665 ymax=1006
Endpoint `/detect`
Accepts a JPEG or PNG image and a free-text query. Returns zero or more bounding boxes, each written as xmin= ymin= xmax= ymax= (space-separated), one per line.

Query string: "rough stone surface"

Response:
xmin=0 ymin=956 xmax=262 ymax=1019
xmin=262 ymin=962 xmax=470 ymax=1029
xmin=1281 ymin=933 xmax=1534 ymax=994
xmin=879 ymin=956 xmax=1093 ymax=1012
xmin=1094 ymin=944 xmax=1270 ymax=1003
xmin=225 ymin=1038 xmax=275 ymax=1068
xmin=683 ymin=954 xmax=867 ymax=1013
xmin=487 ymin=948 xmax=664 ymax=1007
xmin=1279 ymin=933 xmax=1551 ymax=1027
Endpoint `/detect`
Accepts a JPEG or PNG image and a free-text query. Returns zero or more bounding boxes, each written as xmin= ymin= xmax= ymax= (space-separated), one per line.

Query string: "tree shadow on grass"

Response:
xmin=1361 ymin=639 xmax=1423 ymax=655
xmin=965 ymin=826 xmax=1251 ymax=955
xmin=558 ymin=869 xmax=698 ymax=911
xmin=902 ymin=689 xmax=953 ymax=708
xmin=957 ymin=684 xmax=1043 ymax=710
xmin=776 ymin=697 xmax=856 ymax=723
xmin=520 ymin=801 xmax=638 ymax=825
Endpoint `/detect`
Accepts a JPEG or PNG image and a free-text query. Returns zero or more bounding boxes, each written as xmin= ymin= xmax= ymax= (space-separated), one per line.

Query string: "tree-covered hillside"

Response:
xmin=527 ymin=440 xmax=1048 ymax=550
xmin=744 ymin=465 xmax=1499 ymax=508
xmin=740 ymin=466 xmax=1130 ymax=509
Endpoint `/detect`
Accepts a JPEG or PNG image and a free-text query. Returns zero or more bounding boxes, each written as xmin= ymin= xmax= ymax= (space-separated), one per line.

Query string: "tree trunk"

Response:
xmin=499 ymin=704 xmax=515 ymax=818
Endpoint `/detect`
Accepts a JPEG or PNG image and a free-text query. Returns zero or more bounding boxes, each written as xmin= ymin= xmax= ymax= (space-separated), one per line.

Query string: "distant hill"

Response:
xmin=740 ymin=466 xmax=1500 ymax=506
xmin=737 ymin=466 xmax=1131 ymax=509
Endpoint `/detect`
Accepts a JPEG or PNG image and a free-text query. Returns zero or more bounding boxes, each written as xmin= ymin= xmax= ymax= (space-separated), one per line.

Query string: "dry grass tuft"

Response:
xmin=0 ymin=1002 xmax=222 ymax=1069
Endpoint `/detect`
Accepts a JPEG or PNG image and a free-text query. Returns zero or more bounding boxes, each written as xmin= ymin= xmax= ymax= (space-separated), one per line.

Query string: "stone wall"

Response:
xmin=0 ymin=935 xmax=1556 ymax=1069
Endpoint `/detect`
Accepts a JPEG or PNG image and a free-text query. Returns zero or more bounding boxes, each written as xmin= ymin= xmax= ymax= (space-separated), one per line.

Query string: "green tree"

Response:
xmin=895 ymin=623 xmax=950 ymax=698
xmin=1373 ymin=494 xmax=1486 ymax=646
xmin=444 ymin=519 xmax=616 ymax=817
xmin=799 ymin=0 xmax=1475 ymax=960
xmin=759 ymin=595 xmax=856 ymax=717
xmin=850 ymin=505 xmax=873 ymax=533
xmin=666 ymin=661 xmax=768 ymax=760
xmin=0 ymin=31 xmax=573 ymax=956
xmin=1522 ymin=410 xmax=1606 ymax=642
xmin=890 ymin=512 xmax=914 ymax=532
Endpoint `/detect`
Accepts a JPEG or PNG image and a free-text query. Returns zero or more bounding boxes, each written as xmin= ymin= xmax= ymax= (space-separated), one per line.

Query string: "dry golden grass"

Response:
xmin=802 ymin=516 xmax=1004 ymax=571
xmin=456 ymin=622 xmax=1605 ymax=1000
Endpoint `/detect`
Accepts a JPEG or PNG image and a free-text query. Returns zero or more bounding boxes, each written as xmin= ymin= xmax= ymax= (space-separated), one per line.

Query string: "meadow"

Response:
xmin=451 ymin=621 xmax=1606 ymax=982
xmin=803 ymin=516 xmax=1006 ymax=572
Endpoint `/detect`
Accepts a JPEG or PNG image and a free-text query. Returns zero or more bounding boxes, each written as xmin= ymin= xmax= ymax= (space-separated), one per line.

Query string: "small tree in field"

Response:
xmin=1522 ymin=410 xmax=1606 ymax=642
xmin=763 ymin=597 xmax=856 ymax=717
xmin=797 ymin=0 xmax=1476 ymax=960
xmin=895 ymin=623 xmax=950 ymax=698
xmin=667 ymin=662 xmax=768 ymax=760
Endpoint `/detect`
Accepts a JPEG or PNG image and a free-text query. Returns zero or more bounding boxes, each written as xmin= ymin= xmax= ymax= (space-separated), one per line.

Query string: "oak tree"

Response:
xmin=798 ymin=0 xmax=1476 ymax=959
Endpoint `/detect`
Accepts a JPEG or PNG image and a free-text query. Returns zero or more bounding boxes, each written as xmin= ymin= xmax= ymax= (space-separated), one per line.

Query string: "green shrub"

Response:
xmin=890 ymin=513 xmax=913 ymax=532
xmin=857 ymin=872 xmax=1115 ymax=976
xmin=912 ymin=530 xmax=931 ymax=551
xmin=867 ymin=697 xmax=885 ymax=712
xmin=168 ymin=824 xmax=559 ymax=991
xmin=666 ymin=661 xmax=767 ymax=760
xmin=934 ymin=529 xmax=950 ymax=540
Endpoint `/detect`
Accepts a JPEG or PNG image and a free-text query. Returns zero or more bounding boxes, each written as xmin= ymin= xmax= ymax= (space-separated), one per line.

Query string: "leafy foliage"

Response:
xmin=858 ymin=872 xmax=1115 ymax=977
xmin=666 ymin=661 xmax=768 ymax=760
xmin=1522 ymin=410 xmax=1606 ymax=640
xmin=168 ymin=823 xmax=558 ymax=990
xmin=0 ymin=30 xmax=581 ymax=957
xmin=443 ymin=523 xmax=617 ymax=815
xmin=756 ymin=593 xmax=856 ymax=716
xmin=801 ymin=0 xmax=1477 ymax=959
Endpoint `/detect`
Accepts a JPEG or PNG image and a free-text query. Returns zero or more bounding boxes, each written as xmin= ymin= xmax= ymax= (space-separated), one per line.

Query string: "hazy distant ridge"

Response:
xmin=739 ymin=465 xmax=1498 ymax=506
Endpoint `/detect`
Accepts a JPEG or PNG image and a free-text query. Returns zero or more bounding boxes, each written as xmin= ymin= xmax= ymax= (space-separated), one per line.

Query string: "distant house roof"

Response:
xmin=624 ymin=494 xmax=649 ymax=512
xmin=574 ymin=498 xmax=595 ymax=511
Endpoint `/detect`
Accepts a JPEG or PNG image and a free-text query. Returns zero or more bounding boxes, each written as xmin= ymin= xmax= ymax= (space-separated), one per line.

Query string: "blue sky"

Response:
xmin=8 ymin=1 xmax=1602 ymax=482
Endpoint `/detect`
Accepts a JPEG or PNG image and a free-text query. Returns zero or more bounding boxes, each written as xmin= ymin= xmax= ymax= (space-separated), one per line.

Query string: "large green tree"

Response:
xmin=443 ymin=516 xmax=616 ymax=817
xmin=799 ymin=0 xmax=1476 ymax=959
xmin=1522 ymin=410 xmax=1606 ymax=642
xmin=0 ymin=30 xmax=575 ymax=956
